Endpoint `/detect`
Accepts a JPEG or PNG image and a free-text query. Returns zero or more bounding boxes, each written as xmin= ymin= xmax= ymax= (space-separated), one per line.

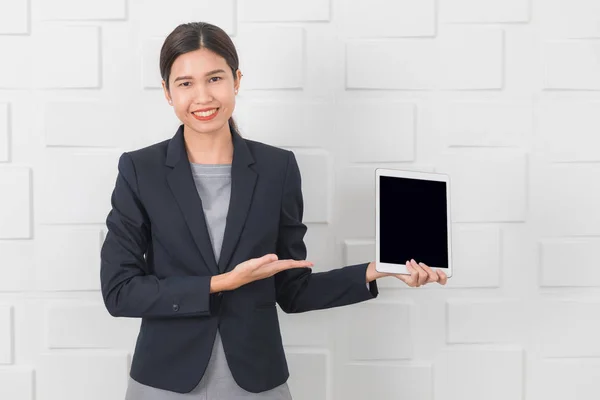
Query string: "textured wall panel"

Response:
xmin=536 ymin=301 xmax=600 ymax=357
xmin=445 ymin=102 xmax=531 ymax=148
xmin=34 ymin=26 xmax=101 ymax=89
xmin=239 ymin=0 xmax=329 ymax=22
xmin=531 ymin=163 xmax=600 ymax=236
xmin=35 ymin=226 xmax=104 ymax=291
xmin=38 ymin=151 xmax=120 ymax=224
xmin=347 ymin=29 xmax=503 ymax=89
xmin=234 ymin=26 xmax=305 ymax=89
xmin=278 ymin=311 xmax=327 ymax=347
xmin=44 ymin=102 xmax=126 ymax=148
xmin=533 ymin=359 xmax=600 ymax=400
xmin=46 ymin=303 xmax=139 ymax=349
xmin=343 ymin=364 xmax=432 ymax=400
xmin=449 ymin=225 xmax=501 ymax=288
xmin=293 ymin=150 xmax=331 ymax=223
xmin=542 ymin=41 xmax=600 ymax=90
xmin=339 ymin=0 xmax=435 ymax=38
xmin=137 ymin=0 xmax=235 ymax=37
xmin=537 ymin=100 xmax=600 ymax=162
xmin=337 ymin=101 xmax=415 ymax=162
xmin=0 ymin=166 xmax=31 ymax=239
xmin=0 ymin=241 xmax=34 ymax=292
xmin=447 ymin=300 xmax=523 ymax=343
xmin=38 ymin=0 xmax=126 ymax=20
xmin=0 ymin=37 xmax=32 ymax=89
xmin=234 ymin=100 xmax=332 ymax=148
xmin=349 ymin=302 xmax=413 ymax=360
xmin=37 ymin=352 xmax=128 ymax=400
xmin=0 ymin=305 xmax=13 ymax=364
xmin=441 ymin=0 xmax=529 ymax=22
xmin=437 ymin=150 xmax=527 ymax=222
xmin=0 ymin=103 xmax=8 ymax=162
xmin=539 ymin=238 xmax=600 ymax=287
xmin=540 ymin=0 xmax=600 ymax=38
xmin=435 ymin=348 xmax=523 ymax=400
xmin=0 ymin=0 xmax=28 ymax=34
xmin=286 ymin=352 xmax=327 ymax=400
xmin=0 ymin=367 xmax=33 ymax=400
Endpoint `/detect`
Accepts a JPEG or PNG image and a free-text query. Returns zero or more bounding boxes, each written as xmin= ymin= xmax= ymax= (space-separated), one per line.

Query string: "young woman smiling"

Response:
xmin=100 ymin=21 xmax=447 ymax=400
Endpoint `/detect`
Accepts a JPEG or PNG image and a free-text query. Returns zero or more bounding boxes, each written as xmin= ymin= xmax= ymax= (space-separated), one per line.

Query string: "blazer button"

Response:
xmin=172 ymin=304 xmax=180 ymax=312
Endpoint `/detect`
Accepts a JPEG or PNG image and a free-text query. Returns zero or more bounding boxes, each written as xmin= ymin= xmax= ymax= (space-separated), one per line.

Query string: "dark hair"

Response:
xmin=160 ymin=22 xmax=242 ymax=137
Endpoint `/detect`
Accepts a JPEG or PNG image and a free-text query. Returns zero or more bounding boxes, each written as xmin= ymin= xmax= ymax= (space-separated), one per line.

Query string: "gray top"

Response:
xmin=125 ymin=163 xmax=292 ymax=400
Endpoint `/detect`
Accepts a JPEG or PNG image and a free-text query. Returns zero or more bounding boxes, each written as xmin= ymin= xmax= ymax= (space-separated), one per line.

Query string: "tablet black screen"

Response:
xmin=380 ymin=175 xmax=449 ymax=268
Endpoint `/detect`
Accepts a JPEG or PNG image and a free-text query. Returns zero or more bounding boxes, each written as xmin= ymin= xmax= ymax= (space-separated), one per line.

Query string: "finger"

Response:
xmin=254 ymin=254 xmax=278 ymax=267
xmin=270 ymin=260 xmax=313 ymax=273
xmin=250 ymin=258 xmax=283 ymax=275
xmin=419 ymin=262 xmax=439 ymax=283
xmin=436 ymin=269 xmax=448 ymax=285
xmin=406 ymin=261 xmax=419 ymax=287
xmin=411 ymin=259 xmax=428 ymax=286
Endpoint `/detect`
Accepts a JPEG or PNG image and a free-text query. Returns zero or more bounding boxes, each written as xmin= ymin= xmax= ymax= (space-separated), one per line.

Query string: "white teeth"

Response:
xmin=193 ymin=109 xmax=217 ymax=117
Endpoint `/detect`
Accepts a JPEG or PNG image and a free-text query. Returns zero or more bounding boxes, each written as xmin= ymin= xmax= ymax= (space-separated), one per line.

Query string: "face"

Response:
xmin=162 ymin=47 xmax=242 ymax=136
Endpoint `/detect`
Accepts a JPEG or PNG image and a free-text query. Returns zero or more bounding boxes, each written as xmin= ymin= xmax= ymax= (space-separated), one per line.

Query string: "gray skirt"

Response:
xmin=125 ymin=330 xmax=293 ymax=400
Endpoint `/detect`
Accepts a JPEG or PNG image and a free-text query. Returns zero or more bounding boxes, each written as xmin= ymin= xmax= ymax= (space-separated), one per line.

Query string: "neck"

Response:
xmin=183 ymin=123 xmax=234 ymax=164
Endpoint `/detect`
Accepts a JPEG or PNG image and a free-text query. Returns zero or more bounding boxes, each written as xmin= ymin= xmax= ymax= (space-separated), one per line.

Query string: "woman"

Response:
xmin=100 ymin=21 xmax=447 ymax=400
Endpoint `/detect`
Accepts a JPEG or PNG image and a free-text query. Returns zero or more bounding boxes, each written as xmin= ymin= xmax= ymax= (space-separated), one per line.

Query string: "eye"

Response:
xmin=179 ymin=82 xmax=191 ymax=87
xmin=209 ymin=76 xmax=222 ymax=83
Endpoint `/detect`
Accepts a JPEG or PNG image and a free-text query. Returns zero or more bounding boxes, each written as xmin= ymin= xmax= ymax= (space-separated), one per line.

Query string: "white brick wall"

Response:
xmin=0 ymin=0 xmax=598 ymax=398
xmin=0 ymin=166 xmax=31 ymax=239
xmin=38 ymin=0 xmax=126 ymax=21
xmin=434 ymin=348 xmax=524 ymax=400
xmin=0 ymin=0 xmax=29 ymax=34
xmin=542 ymin=41 xmax=600 ymax=89
xmin=0 ymin=367 xmax=33 ymax=400
xmin=234 ymin=25 xmax=306 ymax=89
xmin=0 ymin=36 xmax=32 ymax=89
xmin=0 ymin=103 xmax=9 ymax=161
xmin=338 ymin=0 xmax=436 ymax=38
xmin=346 ymin=28 xmax=503 ymax=90
xmin=34 ymin=26 xmax=101 ymax=89
xmin=441 ymin=0 xmax=530 ymax=23
xmin=0 ymin=305 xmax=14 ymax=364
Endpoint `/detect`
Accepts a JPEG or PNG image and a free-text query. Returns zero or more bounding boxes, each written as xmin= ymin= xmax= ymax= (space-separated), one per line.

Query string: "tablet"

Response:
xmin=375 ymin=168 xmax=452 ymax=277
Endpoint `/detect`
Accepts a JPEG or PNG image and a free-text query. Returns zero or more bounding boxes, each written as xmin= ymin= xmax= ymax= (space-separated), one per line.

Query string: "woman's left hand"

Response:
xmin=396 ymin=259 xmax=447 ymax=287
xmin=366 ymin=259 xmax=448 ymax=287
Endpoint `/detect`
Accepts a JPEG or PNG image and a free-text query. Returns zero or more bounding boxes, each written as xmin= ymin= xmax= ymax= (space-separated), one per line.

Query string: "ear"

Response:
xmin=234 ymin=69 xmax=243 ymax=92
xmin=161 ymin=80 xmax=172 ymax=105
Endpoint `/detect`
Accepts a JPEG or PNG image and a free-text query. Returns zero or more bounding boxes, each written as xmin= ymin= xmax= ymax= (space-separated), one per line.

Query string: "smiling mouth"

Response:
xmin=191 ymin=108 xmax=220 ymax=121
xmin=192 ymin=108 xmax=218 ymax=117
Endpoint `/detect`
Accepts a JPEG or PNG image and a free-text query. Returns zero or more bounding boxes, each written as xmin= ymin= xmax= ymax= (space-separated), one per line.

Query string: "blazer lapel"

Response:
xmin=218 ymin=128 xmax=257 ymax=273
xmin=165 ymin=125 xmax=218 ymax=274
xmin=164 ymin=124 xmax=257 ymax=276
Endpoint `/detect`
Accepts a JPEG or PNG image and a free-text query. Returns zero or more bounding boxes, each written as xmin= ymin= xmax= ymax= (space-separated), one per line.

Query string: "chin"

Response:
xmin=188 ymin=118 xmax=228 ymax=134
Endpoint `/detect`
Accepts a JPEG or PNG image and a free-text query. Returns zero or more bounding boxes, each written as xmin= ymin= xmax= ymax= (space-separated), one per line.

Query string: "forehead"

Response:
xmin=170 ymin=48 xmax=228 ymax=78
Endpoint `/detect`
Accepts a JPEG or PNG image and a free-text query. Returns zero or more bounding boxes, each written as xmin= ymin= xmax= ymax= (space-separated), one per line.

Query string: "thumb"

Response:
xmin=394 ymin=273 xmax=411 ymax=285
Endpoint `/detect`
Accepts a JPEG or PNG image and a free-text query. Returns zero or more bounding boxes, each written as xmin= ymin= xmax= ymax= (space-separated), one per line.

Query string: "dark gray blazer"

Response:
xmin=100 ymin=124 xmax=378 ymax=394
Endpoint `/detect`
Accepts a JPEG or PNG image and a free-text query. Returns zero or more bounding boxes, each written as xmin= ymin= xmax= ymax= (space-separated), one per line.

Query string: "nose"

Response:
xmin=192 ymin=82 xmax=213 ymax=104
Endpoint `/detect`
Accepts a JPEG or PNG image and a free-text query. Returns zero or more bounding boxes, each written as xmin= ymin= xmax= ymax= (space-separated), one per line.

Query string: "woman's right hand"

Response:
xmin=228 ymin=254 xmax=313 ymax=290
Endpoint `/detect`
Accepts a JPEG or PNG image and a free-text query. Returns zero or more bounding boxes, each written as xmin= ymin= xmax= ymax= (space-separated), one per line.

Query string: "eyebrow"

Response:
xmin=173 ymin=69 xmax=226 ymax=82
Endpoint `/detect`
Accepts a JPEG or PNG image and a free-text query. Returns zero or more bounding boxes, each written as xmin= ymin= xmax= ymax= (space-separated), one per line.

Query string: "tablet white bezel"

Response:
xmin=375 ymin=168 xmax=453 ymax=277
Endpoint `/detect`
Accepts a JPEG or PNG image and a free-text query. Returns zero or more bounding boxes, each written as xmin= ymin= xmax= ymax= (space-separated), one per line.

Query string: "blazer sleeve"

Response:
xmin=274 ymin=151 xmax=378 ymax=314
xmin=100 ymin=152 xmax=212 ymax=318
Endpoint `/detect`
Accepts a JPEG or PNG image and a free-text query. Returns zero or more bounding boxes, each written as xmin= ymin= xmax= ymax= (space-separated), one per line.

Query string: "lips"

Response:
xmin=191 ymin=108 xmax=219 ymax=121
